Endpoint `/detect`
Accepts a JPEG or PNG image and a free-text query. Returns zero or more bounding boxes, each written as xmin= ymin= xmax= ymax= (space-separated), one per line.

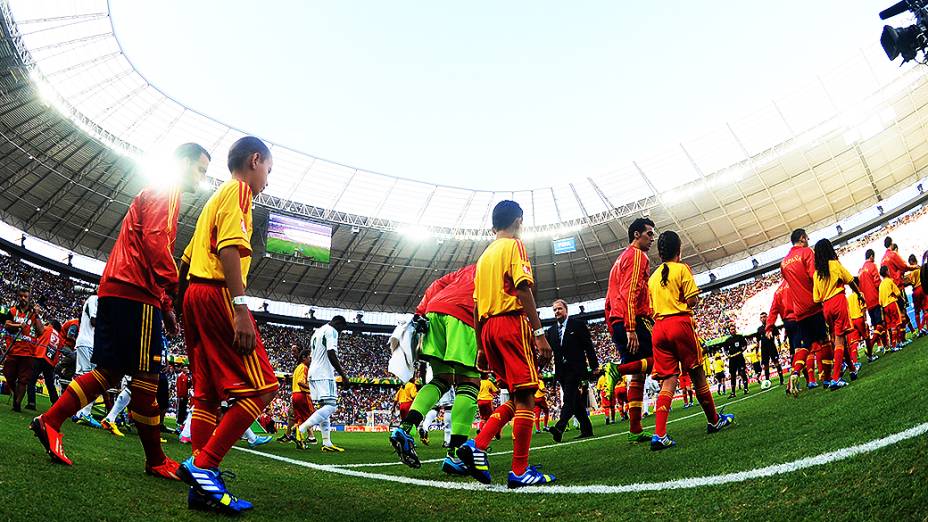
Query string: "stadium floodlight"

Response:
xmin=879 ymin=1 xmax=928 ymax=63
xmin=397 ymin=225 xmax=430 ymax=241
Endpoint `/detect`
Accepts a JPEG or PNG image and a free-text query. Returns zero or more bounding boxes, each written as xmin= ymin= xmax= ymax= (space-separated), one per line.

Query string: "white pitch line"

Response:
xmin=234 ymin=419 xmax=928 ymax=494
xmin=334 ymin=385 xmax=776 ymax=469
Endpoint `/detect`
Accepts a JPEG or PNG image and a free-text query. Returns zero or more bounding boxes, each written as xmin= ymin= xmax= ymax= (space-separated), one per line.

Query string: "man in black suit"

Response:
xmin=547 ymin=300 xmax=599 ymax=442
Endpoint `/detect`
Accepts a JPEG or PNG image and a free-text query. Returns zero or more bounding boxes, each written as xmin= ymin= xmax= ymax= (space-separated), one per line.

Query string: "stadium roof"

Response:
xmin=1 ymin=0 xmax=928 ymax=312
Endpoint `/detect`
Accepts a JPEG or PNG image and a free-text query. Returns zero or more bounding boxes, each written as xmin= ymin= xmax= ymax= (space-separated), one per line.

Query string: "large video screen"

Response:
xmin=266 ymin=212 xmax=332 ymax=264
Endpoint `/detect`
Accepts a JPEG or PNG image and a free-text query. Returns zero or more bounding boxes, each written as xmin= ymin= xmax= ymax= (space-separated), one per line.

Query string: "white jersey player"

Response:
xmin=73 ymin=295 xmax=100 ymax=425
xmin=297 ymin=316 xmax=349 ymax=452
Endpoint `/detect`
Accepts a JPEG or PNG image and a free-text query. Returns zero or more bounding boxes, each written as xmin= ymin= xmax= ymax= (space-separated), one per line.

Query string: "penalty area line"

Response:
xmin=233 ymin=420 xmax=928 ymax=494
xmin=334 ymin=385 xmax=776 ymax=469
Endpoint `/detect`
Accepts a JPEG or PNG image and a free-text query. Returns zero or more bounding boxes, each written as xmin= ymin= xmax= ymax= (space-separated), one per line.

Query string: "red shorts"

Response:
xmin=399 ymin=401 xmax=412 ymax=418
xmin=291 ymin=391 xmax=314 ymax=425
xmin=480 ymin=314 xmax=538 ymax=392
xmin=600 ymin=393 xmax=612 ymax=408
xmin=477 ymin=399 xmax=494 ymax=420
xmin=534 ymin=396 xmax=548 ymax=410
xmin=848 ymin=316 xmax=867 ymax=344
xmin=678 ymin=372 xmax=692 ymax=388
xmin=614 ymin=387 xmax=627 ymax=404
xmin=651 ymin=314 xmax=703 ymax=380
xmin=914 ymin=286 xmax=926 ymax=311
xmin=883 ymin=303 xmax=901 ymax=328
xmin=183 ymin=281 xmax=279 ymax=403
xmin=823 ymin=294 xmax=852 ymax=336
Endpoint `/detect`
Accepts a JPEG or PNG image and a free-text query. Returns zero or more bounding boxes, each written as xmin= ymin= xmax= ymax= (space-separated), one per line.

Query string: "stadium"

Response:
xmin=0 ymin=0 xmax=926 ymax=520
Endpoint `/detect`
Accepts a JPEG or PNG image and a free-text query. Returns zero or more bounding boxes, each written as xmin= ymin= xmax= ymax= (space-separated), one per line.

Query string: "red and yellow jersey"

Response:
xmin=534 ymin=379 xmax=546 ymax=399
xmin=98 ymin=187 xmax=182 ymax=311
xmin=596 ymin=375 xmax=608 ymax=394
xmin=648 ymin=261 xmax=699 ymax=320
xmin=182 ymin=179 xmax=254 ymax=286
xmin=766 ymin=280 xmax=794 ymax=333
xmin=415 ymin=264 xmax=476 ymax=327
xmin=60 ymin=318 xmax=79 ymax=349
xmin=395 ymin=382 xmax=417 ymax=403
xmin=781 ymin=245 xmax=820 ymax=321
xmin=858 ymin=260 xmax=882 ymax=309
xmin=477 ymin=379 xmax=499 ymax=401
xmin=292 ymin=362 xmax=310 ymax=393
xmin=904 ymin=267 xmax=922 ymax=289
xmin=847 ymin=290 xmax=866 ymax=320
xmin=881 ymin=249 xmax=910 ymax=288
xmin=813 ymin=260 xmax=855 ymax=303
xmin=474 ymin=238 xmax=533 ymax=321
xmin=176 ymin=371 xmax=189 ymax=398
xmin=605 ymin=245 xmax=652 ymax=329
xmin=879 ymin=277 xmax=901 ymax=308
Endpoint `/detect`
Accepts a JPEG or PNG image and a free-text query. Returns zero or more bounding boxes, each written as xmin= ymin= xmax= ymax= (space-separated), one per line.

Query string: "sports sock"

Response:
xmin=511 ymin=409 xmax=534 ymax=476
xmin=401 ymin=378 xmax=449 ymax=433
xmin=533 ymin=406 xmax=541 ymax=431
xmin=127 ymin=376 xmax=168 ymax=465
xmin=450 ymin=383 xmax=477 ymax=440
xmin=190 ymin=401 xmax=219 ymax=453
xmin=321 ymin=417 xmax=333 ymax=446
xmin=181 ymin=408 xmax=193 ymax=439
xmin=627 ymin=379 xmax=644 ymax=434
xmin=831 ymin=345 xmax=846 ymax=382
xmin=791 ymin=347 xmax=809 ymax=376
xmin=195 ymin=396 xmax=267 ymax=469
xmin=105 ymin=387 xmax=131 ymax=423
xmin=243 ymin=427 xmax=258 ymax=443
xmin=443 ymin=410 xmax=453 ymax=444
xmin=817 ymin=342 xmax=833 ymax=381
xmin=300 ymin=404 xmax=335 ymax=436
xmin=543 ymin=408 xmax=549 ymax=428
xmin=694 ymin=383 xmax=719 ymax=424
xmin=423 ymin=409 xmax=439 ymax=432
xmin=42 ymin=369 xmax=117 ymax=430
xmin=654 ymin=389 xmax=673 ymax=438
xmin=475 ymin=401 xmax=514 ymax=450
xmin=78 ymin=402 xmax=95 ymax=417
xmin=613 ymin=357 xmax=654 ymax=376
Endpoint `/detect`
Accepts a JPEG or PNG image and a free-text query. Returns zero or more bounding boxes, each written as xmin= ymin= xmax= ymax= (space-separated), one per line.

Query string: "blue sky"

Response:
xmin=111 ymin=1 xmax=894 ymax=190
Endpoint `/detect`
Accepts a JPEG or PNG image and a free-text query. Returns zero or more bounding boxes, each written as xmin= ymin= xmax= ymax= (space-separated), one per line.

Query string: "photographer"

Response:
xmin=2 ymin=288 xmax=46 ymax=412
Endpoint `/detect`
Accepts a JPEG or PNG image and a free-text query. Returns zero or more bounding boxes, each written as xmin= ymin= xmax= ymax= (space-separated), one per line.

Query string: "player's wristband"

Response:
xmin=533 ymin=327 xmax=545 ymax=337
xmin=231 ymin=295 xmax=249 ymax=306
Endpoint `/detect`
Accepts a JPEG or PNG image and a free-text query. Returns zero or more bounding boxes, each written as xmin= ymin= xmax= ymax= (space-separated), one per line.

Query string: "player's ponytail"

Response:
xmin=657 ymin=231 xmax=681 ymax=287
xmin=813 ymin=238 xmax=836 ymax=280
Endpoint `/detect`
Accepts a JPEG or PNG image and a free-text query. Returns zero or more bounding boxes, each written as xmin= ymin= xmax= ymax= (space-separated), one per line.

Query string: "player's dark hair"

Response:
xmin=865 ymin=248 xmax=875 ymax=260
xmin=921 ymin=250 xmax=928 ymax=290
xmin=892 ymin=243 xmax=899 ymax=251
xmin=884 ymin=236 xmax=893 ymax=249
xmin=790 ymin=228 xmax=806 ymax=245
xmin=49 ymin=318 xmax=61 ymax=331
xmin=17 ymin=286 xmax=28 ymax=294
xmin=331 ymin=315 xmax=346 ymax=325
xmin=627 ymin=217 xmax=655 ymax=243
xmin=175 ymin=142 xmax=210 ymax=163
xmin=227 ymin=136 xmax=271 ymax=172
xmin=813 ymin=238 xmax=837 ymax=281
xmin=491 ymin=200 xmax=523 ymax=231
xmin=909 ymin=253 xmax=917 ymax=264
xmin=879 ymin=265 xmax=889 ymax=277
xmin=657 ymin=231 xmax=681 ymax=287
xmin=298 ymin=349 xmax=310 ymax=361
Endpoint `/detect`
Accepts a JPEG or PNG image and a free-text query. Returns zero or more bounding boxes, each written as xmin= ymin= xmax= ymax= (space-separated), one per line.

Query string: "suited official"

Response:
xmin=547 ymin=300 xmax=599 ymax=441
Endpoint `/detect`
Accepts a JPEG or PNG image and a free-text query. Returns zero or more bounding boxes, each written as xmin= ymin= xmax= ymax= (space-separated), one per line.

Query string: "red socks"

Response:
xmin=195 ymin=397 xmax=266 ymax=469
xmin=129 ymin=376 xmax=167 ymax=466
xmin=533 ymin=406 xmax=542 ymax=431
xmin=615 ymin=357 xmax=654 ymax=376
xmin=791 ymin=347 xmax=809 ymax=376
xmin=627 ymin=380 xmax=644 ymax=434
xmin=694 ymin=383 xmax=719 ymax=425
xmin=475 ymin=401 xmax=514 ymax=450
xmin=511 ymin=410 xmax=534 ymax=476
xmin=42 ymin=369 xmax=116 ymax=430
xmin=654 ymin=390 xmax=673 ymax=438
xmin=190 ymin=403 xmax=219 ymax=454
xmin=831 ymin=346 xmax=846 ymax=382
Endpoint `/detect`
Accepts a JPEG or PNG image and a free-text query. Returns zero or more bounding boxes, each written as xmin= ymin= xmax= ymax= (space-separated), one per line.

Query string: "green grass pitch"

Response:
xmin=266 ymin=236 xmax=331 ymax=263
xmin=1 ymin=340 xmax=926 ymax=521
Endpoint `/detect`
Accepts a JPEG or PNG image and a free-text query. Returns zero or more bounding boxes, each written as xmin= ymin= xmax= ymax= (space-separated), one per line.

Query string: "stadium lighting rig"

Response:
xmin=880 ymin=1 xmax=928 ymax=63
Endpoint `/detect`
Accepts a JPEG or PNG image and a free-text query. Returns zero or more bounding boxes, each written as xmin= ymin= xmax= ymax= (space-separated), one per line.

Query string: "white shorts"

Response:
xmin=309 ymin=379 xmax=337 ymax=402
xmin=75 ymin=345 xmax=95 ymax=375
xmin=437 ymin=388 xmax=455 ymax=408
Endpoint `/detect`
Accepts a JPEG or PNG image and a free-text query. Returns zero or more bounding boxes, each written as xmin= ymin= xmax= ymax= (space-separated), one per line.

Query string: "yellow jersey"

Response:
xmin=477 ymin=379 xmax=498 ymax=401
xmin=534 ymin=379 xmax=546 ymax=399
xmin=182 ymin=179 xmax=254 ymax=286
xmin=904 ymin=267 xmax=922 ymax=289
xmin=712 ymin=357 xmax=724 ymax=373
xmin=647 ymin=261 xmax=699 ymax=319
xmin=847 ymin=290 xmax=865 ymax=320
xmin=292 ymin=363 xmax=310 ymax=393
xmin=474 ymin=238 xmax=534 ymax=321
xmin=812 ymin=260 xmax=854 ymax=303
xmin=395 ymin=382 xmax=417 ymax=403
xmin=879 ymin=278 xmax=901 ymax=308
xmin=702 ymin=356 xmax=712 ymax=376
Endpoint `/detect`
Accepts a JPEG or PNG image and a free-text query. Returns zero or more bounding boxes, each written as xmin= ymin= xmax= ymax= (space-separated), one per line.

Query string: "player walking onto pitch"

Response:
xmin=455 ymin=200 xmax=555 ymax=489
xmin=297 ymin=316 xmax=349 ymax=452
xmin=31 ymin=143 xmax=210 ymax=479
xmin=290 ymin=350 xmax=315 ymax=445
xmin=647 ymin=231 xmax=734 ymax=450
xmin=174 ymin=137 xmax=280 ymax=515
xmin=812 ymin=238 xmax=864 ymax=388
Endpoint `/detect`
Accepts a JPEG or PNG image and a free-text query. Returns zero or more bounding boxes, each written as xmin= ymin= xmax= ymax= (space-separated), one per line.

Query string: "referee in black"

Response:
xmin=756 ymin=312 xmax=784 ymax=385
xmin=546 ymin=300 xmax=598 ymax=442
xmin=724 ymin=324 xmax=749 ymax=398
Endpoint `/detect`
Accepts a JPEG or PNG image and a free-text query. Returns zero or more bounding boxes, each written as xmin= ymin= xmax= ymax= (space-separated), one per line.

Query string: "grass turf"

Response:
xmin=0 ymin=340 xmax=926 ymax=521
